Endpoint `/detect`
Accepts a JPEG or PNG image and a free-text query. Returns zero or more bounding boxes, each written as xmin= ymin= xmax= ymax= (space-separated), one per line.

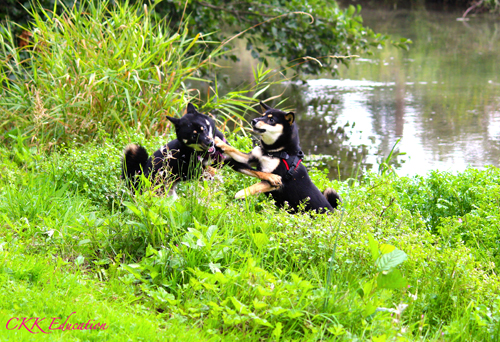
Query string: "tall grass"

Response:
xmin=0 ymin=0 xmax=275 ymax=147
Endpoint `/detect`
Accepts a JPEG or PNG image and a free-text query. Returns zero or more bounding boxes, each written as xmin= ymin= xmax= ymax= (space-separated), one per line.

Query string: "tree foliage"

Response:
xmin=1 ymin=0 xmax=411 ymax=76
xmin=147 ymin=0 xmax=412 ymax=75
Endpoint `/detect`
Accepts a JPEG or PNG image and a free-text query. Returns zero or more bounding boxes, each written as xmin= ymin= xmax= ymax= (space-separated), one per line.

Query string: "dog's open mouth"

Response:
xmin=253 ymin=127 xmax=266 ymax=134
xmin=208 ymin=146 xmax=215 ymax=154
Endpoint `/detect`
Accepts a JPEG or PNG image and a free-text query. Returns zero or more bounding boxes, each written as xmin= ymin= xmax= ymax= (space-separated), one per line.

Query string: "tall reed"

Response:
xmin=0 ymin=1 xmax=275 ymax=147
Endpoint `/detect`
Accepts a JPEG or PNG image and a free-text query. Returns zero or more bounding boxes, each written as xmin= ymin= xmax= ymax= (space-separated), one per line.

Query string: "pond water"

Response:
xmin=219 ymin=8 xmax=500 ymax=180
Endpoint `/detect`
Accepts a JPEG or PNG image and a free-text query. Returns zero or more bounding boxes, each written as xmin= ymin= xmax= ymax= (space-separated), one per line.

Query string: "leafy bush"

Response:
xmin=2 ymin=136 xmax=500 ymax=340
xmin=394 ymin=168 xmax=500 ymax=266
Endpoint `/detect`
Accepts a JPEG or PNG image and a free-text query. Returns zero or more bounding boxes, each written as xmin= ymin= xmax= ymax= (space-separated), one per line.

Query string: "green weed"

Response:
xmin=1 ymin=135 xmax=500 ymax=340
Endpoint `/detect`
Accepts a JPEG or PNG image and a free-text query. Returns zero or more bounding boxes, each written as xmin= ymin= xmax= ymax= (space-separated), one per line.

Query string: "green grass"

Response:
xmin=0 ymin=249 xmax=227 ymax=341
xmin=0 ymin=132 xmax=499 ymax=341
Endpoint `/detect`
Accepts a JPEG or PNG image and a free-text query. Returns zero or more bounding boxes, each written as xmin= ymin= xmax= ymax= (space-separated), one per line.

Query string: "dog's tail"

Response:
xmin=324 ymin=188 xmax=341 ymax=209
xmin=122 ymin=144 xmax=149 ymax=189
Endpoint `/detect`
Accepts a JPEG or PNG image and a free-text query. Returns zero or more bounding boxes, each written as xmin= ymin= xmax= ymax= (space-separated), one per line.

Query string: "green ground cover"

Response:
xmin=0 ymin=133 xmax=499 ymax=341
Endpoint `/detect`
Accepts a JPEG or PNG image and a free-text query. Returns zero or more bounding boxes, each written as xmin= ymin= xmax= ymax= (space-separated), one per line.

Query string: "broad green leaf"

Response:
xmin=363 ymin=278 xmax=376 ymax=297
xmin=222 ymin=313 xmax=243 ymax=326
xmin=78 ymin=239 xmax=91 ymax=246
xmin=257 ymin=285 xmax=273 ymax=297
xmin=364 ymin=301 xmax=377 ymax=317
xmin=209 ymin=262 xmax=221 ymax=274
xmin=150 ymin=268 xmax=159 ymax=280
xmin=286 ymin=310 xmax=303 ymax=318
xmin=252 ymin=233 xmax=269 ymax=249
xmin=327 ymin=325 xmax=346 ymax=336
xmin=121 ymin=264 xmax=144 ymax=281
xmin=375 ymin=249 xmax=407 ymax=272
xmin=230 ymin=297 xmax=249 ymax=314
xmin=380 ymin=244 xmax=395 ymax=254
xmin=248 ymin=313 xmax=272 ymax=327
xmin=187 ymin=228 xmax=203 ymax=240
xmin=192 ymin=218 xmax=202 ymax=231
xmin=206 ymin=225 xmax=218 ymax=244
xmin=122 ymin=201 xmax=142 ymax=216
xmin=367 ymin=234 xmax=379 ymax=261
xmin=272 ymin=322 xmax=282 ymax=339
xmin=202 ymin=283 xmax=217 ymax=291
xmin=213 ymin=272 xmax=228 ymax=284
xmin=75 ymin=255 xmax=84 ymax=266
xmin=252 ymin=299 xmax=268 ymax=309
xmin=347 ymin=5 xmax=356 ymax=17
xmin=145 ymin=245 xmax=158 ymax=257
xmin=377 ymin=269 xmax=408 ymax=289
xmin=372 ymin=334 xmax=387 ymax=342
xmin=269 ymin=306 xmax=287 ymax=316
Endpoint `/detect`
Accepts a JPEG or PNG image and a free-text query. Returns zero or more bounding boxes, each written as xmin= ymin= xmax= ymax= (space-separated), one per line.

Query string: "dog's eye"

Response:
xmin=269 ymin=118 xmax=275 ymax=123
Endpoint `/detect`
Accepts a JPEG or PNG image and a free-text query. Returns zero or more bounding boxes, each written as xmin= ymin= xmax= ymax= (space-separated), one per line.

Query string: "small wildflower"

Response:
xmin=395 ymin=303 xmax=408 ymax=315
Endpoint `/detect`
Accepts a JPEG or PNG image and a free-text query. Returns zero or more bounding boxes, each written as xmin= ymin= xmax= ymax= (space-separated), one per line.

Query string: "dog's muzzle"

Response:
xmin=252 ymin=119 xmax=266 ymax=133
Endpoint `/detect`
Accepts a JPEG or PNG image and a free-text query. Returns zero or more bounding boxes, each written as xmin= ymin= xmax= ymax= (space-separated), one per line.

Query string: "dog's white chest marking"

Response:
xmin=252 ymin=146 xmax=280 ymax=173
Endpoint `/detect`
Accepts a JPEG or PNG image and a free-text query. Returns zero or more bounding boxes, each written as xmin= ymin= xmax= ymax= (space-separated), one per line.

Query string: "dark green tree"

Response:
xmin=141 ymin=0 xmax=411 ymax=75
xmin=1 ymin=0 xmax=411 ymax=76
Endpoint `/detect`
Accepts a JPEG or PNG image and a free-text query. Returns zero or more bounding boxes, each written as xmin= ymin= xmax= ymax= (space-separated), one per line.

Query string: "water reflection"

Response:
xmin=215 ymin=8 xmax=500 ymax=179
xmin=334 ymin=9 xmax=500 ymax=177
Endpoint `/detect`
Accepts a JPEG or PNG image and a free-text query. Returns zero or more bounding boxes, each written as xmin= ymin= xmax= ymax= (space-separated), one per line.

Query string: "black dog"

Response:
xmin=122 ymin=103 xmax=226 ymax=197
xmin=122 ymin=103 xmax=281 ymax=197
xmin=215 ymin=102 xmax=341 ymax=213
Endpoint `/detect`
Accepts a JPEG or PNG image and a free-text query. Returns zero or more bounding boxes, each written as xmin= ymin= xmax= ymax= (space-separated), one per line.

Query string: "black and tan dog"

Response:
xmin=214 ymin=102 xmax=341 ymax=213
xmin=122 ymin=103 xmax=281 ymax=197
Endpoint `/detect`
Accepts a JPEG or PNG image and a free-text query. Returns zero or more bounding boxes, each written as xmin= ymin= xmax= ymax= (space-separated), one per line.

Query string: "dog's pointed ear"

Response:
xmin=285 ymin=112 xmax=295 ymax=125
xmin=260 ymin=101 xmax=271 ymax=113
xmin=186 ymin=102 xmax=197 ymax=115
xmin=166 ymin=116 xmax=180 ymax=127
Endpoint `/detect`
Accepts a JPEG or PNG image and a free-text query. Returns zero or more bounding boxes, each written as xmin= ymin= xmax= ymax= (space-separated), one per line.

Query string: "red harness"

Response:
xmin=282 ymin=158 xmax=302 ymax=172
xmin=271 ymin=150 xmax=304 ymax=180
xmin=264 ymin=147 xmax=304 ymax=180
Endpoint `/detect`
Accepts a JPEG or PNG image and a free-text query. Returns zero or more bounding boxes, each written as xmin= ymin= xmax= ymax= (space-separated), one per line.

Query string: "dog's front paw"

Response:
xmin=235 ymin=181 xmax=278 ymax=199
xmin=235 ymin=188 xmax=250 ymax=199
xmin=266 ymin=174 xmax=282 ymax=187
xmin=214 ymin=136 xmax=226 ymax=149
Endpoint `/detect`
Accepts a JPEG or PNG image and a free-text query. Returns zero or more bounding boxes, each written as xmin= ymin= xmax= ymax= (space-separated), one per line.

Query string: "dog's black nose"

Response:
xmin=251 ymin=118 xmax=258 ymax=126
